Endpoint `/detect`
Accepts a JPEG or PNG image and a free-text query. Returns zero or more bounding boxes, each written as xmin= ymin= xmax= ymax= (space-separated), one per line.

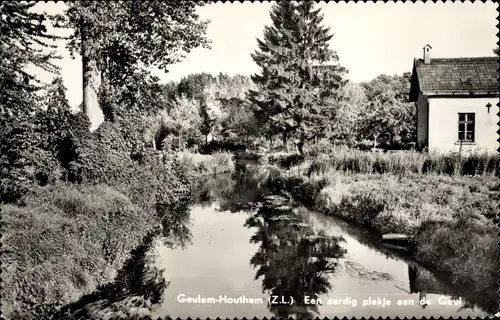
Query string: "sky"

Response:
xmin=33 ymin=1 xmax=499 ymax=108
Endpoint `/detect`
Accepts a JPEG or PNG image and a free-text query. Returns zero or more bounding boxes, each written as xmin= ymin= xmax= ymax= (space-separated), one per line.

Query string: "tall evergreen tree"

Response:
xmin=249 ymin=1 xmax=347 ymax=154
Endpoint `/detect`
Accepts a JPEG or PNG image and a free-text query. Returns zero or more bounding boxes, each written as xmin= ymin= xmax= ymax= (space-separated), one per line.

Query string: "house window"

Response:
xmin=458 ymin=113 xmax=475 ymax=142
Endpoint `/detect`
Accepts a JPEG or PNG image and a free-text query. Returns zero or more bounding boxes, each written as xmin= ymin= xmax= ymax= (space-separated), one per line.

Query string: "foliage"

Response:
xmin=0 ymin=1 xmax=62 ymax=106
xmin=166 ymin=72 xmax=258 ymax=146
xmin=303 ymin=138 xmax=337 ymax=158
xmin=175 ymin=151 xmax=235 ymax=177
xmin=176 ymin=72 xmax=217 ymax=102
xmin=163 ymin=95 xmax=203 ymax=150
xmin=0 ymin=77 xmax=74 ymax=203
xmin=414 ymin=218 xmax=497 ymax=312
xmin=268 ymin=152 xmax=305 ymax=169
xmin=218 ymin=97 xmax=259 ymax=145
xmin=334 ymin=81 xmax=367 ymax=144
xmin=358 ymin=73 xmax=416 ymax=145
xmin=199 ymin=140 xmax=247 ymax=154
xmin=0 ymin=2 xmax=65 ymax=203
xmin=249 ymin=1 xmax=347 ymax=153
xmin=58 ymin=2 xmax=210 ymax=86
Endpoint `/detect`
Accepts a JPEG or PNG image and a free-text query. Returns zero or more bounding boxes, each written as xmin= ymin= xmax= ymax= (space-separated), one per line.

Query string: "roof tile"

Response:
xmin=415 ymin=57 xmax=499 ymax=93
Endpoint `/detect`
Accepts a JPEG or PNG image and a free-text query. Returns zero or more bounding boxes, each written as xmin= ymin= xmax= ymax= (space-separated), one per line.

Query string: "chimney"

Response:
xmin=423 ymin=44 xmax=432 ymax=64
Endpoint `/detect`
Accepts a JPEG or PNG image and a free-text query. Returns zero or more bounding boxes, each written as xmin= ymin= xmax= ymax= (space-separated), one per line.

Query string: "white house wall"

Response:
xmin=427 ymin=97 xmax=499 ymax=154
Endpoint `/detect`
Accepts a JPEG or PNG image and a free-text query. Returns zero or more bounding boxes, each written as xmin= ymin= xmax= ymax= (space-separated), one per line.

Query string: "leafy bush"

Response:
xmin=235 ymin=150 xmax=264 ymax=162
xmin=337 ymin=191 xmax=388 ymax=226
xmin=304 ymin=138 xmax=336 ymax=158
xmin=268 ymin=152 xmax=305 ymax=169
xmin=414 ymin=218 xmax=498 ymax=313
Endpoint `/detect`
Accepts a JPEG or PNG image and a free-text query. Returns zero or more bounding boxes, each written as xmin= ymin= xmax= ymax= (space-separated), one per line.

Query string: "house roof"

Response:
xmin=409 ymin=56 xmax=499 ymax=101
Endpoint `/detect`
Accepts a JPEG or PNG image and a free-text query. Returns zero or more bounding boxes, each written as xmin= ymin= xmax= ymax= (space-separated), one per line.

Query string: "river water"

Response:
xmin=147 ymin=166 xmax=492 ymax=319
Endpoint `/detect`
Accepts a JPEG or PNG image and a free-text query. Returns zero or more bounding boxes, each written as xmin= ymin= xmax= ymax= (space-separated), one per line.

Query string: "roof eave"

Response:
xmin=408 ymin=59 xmax=420 ymax=102
xmin=423 ymin=90 xmax=500 ymax=97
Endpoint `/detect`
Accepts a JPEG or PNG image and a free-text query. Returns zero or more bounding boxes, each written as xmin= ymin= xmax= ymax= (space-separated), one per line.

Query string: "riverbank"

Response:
xmin=0 ymin=151 xmax=235 ymax=318
xmin=176 ymin=151 xmax=235 ymax=177
xmin=263 ymin=160 xmax=499 ymax=311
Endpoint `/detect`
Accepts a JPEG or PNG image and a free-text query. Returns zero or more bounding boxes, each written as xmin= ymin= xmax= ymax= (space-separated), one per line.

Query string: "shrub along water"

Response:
xmin=0 ymin=112 xmax=197 ymax=317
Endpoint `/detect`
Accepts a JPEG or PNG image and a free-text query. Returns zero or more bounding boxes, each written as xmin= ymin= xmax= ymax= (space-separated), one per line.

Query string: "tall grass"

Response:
xmin=1 ymin=184 xmax=159 ymax=318
xmin=176 ymin=151 xmax=235 ymax=176
xmin=306 ymin=149 xmax=498 ymax=177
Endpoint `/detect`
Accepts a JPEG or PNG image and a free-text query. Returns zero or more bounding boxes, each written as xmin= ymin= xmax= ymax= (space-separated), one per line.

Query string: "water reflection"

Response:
xmin=189 ymin=164 xmax=495 ymax=317
xmin=407 ymin=264 xmax=495 ymax=314
xmin=246 ymin=196 xmax=347 ymax=318
xmin=49 ymin=199 xmax=192 ymax=320
xmin=49 ymin=163 xmax=495 ymax=318
xmin=191 ymin=164 xmax=282 ymax=212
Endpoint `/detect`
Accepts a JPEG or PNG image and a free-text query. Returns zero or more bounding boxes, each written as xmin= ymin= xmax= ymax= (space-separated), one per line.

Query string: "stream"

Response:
xmin=54 ymin=164 xmax=494 ymax=319
xmin=149 ymin=165 xmax=492 ymax=318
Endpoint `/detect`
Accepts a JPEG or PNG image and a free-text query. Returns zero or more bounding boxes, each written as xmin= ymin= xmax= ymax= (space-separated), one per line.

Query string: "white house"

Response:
xmin=409 ymin=44 xmax=499 ymax=154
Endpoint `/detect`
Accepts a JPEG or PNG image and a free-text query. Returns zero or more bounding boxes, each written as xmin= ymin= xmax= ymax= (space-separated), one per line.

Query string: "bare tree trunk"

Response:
xmin=152 ymin=138 xmax=156 ymax=150
xmin=81 ymin=22 xmax=104 ymax=132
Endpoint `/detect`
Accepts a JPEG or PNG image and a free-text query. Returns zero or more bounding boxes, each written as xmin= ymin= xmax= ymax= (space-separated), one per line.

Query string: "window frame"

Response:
xmin=457 ymin=112 xmax=475 ymax=143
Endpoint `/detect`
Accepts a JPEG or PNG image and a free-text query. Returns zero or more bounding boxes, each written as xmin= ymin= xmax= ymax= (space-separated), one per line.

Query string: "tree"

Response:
xmin=358 ymin=73 xmax=415 ymax=147
xmin=142 ymin=95 xmax=202 ymax=151
xmin=0 ymin=1 xmax=62 ymax=115
xmin=219 ymin=97 xmax=259 ymax=146
xmin=249 ymin=1 xmax=347 ymax=154
xmin=176 ymin=72 xmax=216 ymax=101
xmin=164 ymin=95 xmax=203 ymax=150
xmin=40 ymin=77 xmax=73 ymax=152
xmin=58 ymin=2 xmax=210 ymax=131
xmin=0 ymin=1 xmax=64 ymax=203
xmin=170 ymin=72 xmax=257 ymax=145
xmin=332 ymin=81 xmax=366 ymax=145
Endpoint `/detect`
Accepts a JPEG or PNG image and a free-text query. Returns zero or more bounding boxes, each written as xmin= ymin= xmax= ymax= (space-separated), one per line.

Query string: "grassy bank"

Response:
xmin=266 ymin=147 xmax=498 ymax=176
xmin=1 ymin=184 xmax=160 ymax=318
xmin=176 ymin=151 xmax=235 ymax=177
xmin=266 ymin=161 xmax=499 ymax=311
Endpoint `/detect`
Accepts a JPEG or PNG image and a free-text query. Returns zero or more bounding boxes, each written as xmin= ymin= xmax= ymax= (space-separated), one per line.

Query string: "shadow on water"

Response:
xmin=45 ymin=199 xmax=193 ymax=320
